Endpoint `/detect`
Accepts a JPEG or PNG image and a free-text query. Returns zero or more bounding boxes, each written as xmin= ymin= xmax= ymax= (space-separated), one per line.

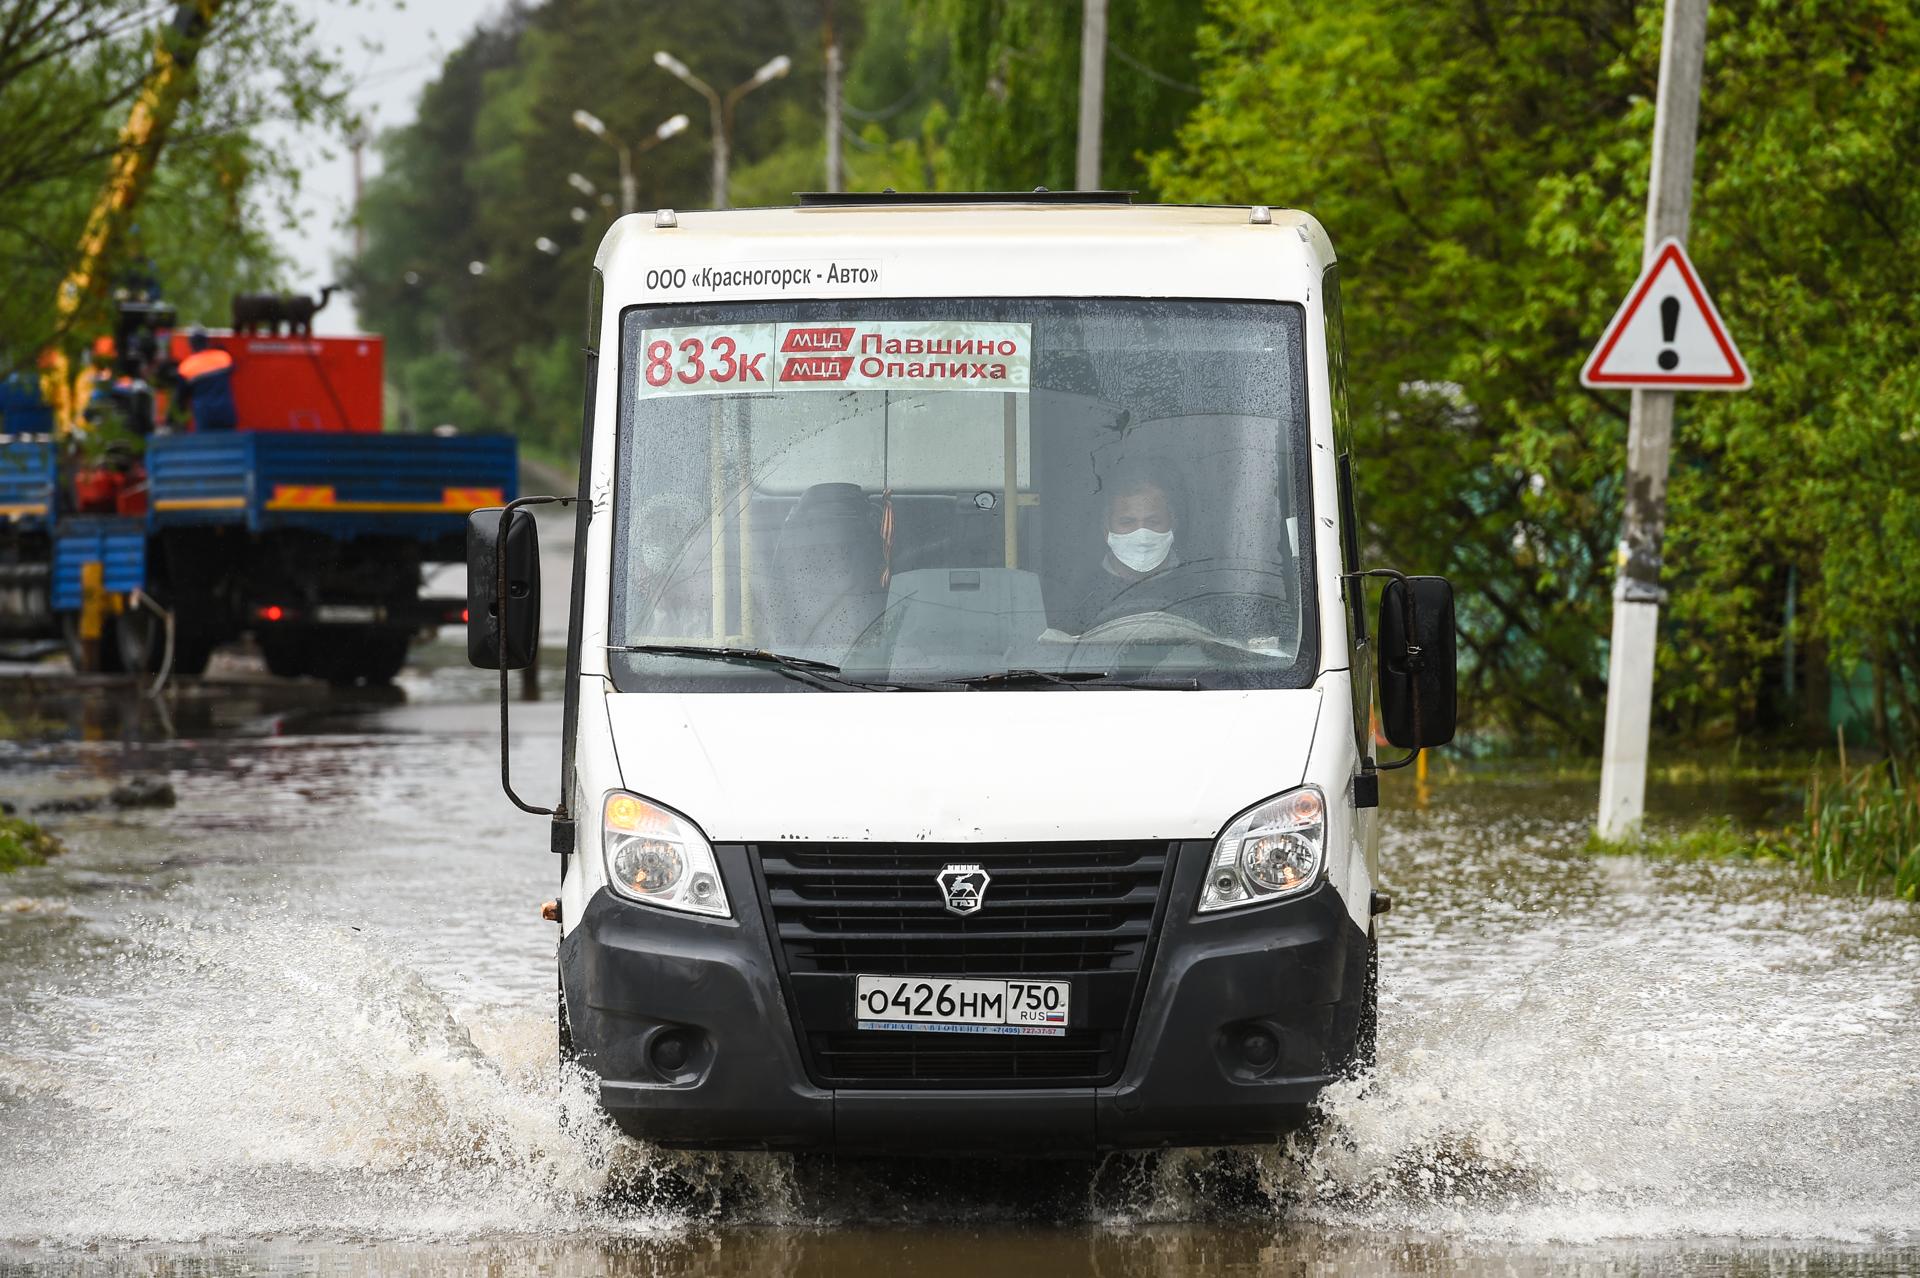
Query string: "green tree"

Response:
xmin=918 ymin=0 xmax=1201 ymax=193
xmin=1152 ymin=0 xmax=1920 ymax=752
xmin=0 ymin=0 xmax=356 ymax=376
xmin=353 ymin=0 xmax=824 ymax=454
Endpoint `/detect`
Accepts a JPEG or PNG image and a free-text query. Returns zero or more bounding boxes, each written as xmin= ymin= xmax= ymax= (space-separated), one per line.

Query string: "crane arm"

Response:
xmin=42 ymin=0 xmax=227 ymax=436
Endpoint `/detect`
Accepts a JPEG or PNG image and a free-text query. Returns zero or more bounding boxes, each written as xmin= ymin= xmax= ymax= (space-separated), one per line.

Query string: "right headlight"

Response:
xmin=601 ymin=791 xmax=730 ymax=918
xmin=1198 ymin=785 xmax=1326 ymax=914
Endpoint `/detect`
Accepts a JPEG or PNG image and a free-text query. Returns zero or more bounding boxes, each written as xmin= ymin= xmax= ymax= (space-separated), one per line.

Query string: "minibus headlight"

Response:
xmin=602 ymin=791 xmax=730 ymax=918
xmin=1199 ymin=786 xmax=1325 ymax=913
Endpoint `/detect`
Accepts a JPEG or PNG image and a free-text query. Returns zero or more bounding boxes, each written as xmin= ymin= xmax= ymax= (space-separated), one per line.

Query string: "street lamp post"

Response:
xmin=570 ymin=111 xmax=690 ymax=214
xmin=653 ymin=50 xmax=790 ymax=209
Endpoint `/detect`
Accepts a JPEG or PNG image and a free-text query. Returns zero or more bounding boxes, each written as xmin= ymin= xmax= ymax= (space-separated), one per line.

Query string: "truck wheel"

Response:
xmin=61 ymin=614 xmax=126 ymax=674
xmin=171 ymin=633 xmax=214 ymax=678
xmin=258 ymin=631 xmax=312 ymax=679
xmin=115 ymin=607 xmax=215 ymax=678
xmin=313 ymin=627 xmax=411 ymax=687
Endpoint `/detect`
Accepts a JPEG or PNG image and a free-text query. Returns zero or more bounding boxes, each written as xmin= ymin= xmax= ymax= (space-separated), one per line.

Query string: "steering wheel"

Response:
xmin=1087 ymin=557 xmax=1297 ymax=636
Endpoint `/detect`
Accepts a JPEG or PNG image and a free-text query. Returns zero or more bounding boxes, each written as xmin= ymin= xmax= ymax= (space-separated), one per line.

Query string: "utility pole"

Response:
xmin=655 ymin=50 xmax=790 ymax=209
xmin=823 ymin=0 xmax=844 ymax=193
xmin=1596 ymin=0 xmax=1709 ymax=840
xmin=572 ymin=110 xmax=687 ymax=214
xmin=349 ymin=128 xmax=367 ymax=259
xmin=1075 ymin=0 xmax=1107 ymax=189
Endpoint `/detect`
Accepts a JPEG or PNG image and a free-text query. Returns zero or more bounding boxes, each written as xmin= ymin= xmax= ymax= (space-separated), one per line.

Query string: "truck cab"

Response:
xmin=472 ymin=193 xmax=1456 ymax=1154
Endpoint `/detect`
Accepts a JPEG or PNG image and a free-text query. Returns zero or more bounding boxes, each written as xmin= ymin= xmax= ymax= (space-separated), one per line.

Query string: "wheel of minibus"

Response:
xmin=1349 ymin=929 xmax=1378 ymax=1077
xmin=557 ymin=971 xmax=578 ymax=1069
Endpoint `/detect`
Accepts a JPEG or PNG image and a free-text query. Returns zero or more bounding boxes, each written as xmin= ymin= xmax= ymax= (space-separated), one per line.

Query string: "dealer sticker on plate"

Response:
xmin=855 ymin=975 xmax=1069 ymax=1038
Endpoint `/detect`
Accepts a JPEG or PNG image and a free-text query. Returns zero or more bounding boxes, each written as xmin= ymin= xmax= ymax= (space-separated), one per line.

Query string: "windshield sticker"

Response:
xmin=636 ymin=322 xmax=1031 ymax=398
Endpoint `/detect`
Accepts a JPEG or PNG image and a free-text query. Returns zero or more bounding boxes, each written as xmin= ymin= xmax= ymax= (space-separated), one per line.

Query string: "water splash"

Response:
xmin=1253 ymin=805 xmax=1920 ymax=1245
xmin=3 ymin=787 xmax=1916 ymax=1251
xmin=1 ymin=903 xmax=684 ymax=1244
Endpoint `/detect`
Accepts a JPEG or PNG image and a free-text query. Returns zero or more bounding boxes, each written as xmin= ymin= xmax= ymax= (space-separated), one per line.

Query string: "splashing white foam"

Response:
xmin=1256 ymin=813 xmax=1920 ymax=1244
xmin=0 ymin=903 xmax=745 ymax=1244
xmin=2 ymin=792 xmax=1915 ymax=1251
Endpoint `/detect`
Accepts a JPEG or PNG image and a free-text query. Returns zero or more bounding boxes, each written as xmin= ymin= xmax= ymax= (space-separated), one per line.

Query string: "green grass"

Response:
xmin=1439 ymin=746 xmax=1818 ymax=789
xmin=1794 ymin=763 xmax=1920 ymax=900
xmin=1596 ymin=763 xmax=1920 ymax=901
xmin=1587 ymin=817 xmax=1783 ymax=864
xmin=0 ymin=708 xmax=64 ymax=741
xmin=0 ymin=815 xmax=62 ymax=873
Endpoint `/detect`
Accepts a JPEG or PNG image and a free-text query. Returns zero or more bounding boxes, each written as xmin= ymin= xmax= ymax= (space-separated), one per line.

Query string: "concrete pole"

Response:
xmin=1596 ymin=0 xmax=1709 ymax=840
xmin=617 ymin=141 xmax=637 ymax=215
xmin=1075 ymin=0 xmax=1107 ymax=189
xmin=350 ymin=132 xmax=366 ymax=259
xmin=824 ymin=0 xmax=844 ymax=193
xmin=711 ymin=96 xmax=729 ymax=209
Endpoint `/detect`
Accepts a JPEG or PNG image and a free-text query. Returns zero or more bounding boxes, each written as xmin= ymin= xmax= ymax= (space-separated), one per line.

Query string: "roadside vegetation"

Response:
xmin=357 ymin=0 xmax=1920 ymax=771
xmin=0 ymin=814 xmax=61 ymax=873
xmin=1787 ymin=765 xmax=1920 ymax=900
xmin=0 ymin=1 xmax=357 ymax=375
xmin=1592 ymin=761 xmax=1920 ymax=901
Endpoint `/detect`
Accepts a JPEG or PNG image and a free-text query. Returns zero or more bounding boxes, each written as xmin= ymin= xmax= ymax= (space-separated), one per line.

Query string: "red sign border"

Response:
xmin=1581 ymin=238 xmax=1751 ymax=390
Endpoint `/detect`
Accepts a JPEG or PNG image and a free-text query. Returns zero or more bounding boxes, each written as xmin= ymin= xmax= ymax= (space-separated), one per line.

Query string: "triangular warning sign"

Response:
xmin=1581 ymin=238 xmax=1751 ymax=391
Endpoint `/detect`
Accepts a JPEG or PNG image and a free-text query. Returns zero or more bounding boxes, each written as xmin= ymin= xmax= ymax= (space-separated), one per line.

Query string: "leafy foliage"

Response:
xmin=0 ymin=814 xmax=61 ymax=873
xmin=361 ymin=0 xmax=1920 ymax=755
xmin=0 ymin=0 xmax=357 ymax=376
xmin=1152 ymin=0 xmax=1920 ymax=751
xmin=919 ymin=0 xmax=1200 ymax=193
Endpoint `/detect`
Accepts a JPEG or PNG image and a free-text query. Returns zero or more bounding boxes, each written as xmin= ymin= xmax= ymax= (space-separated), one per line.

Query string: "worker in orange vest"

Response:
xmin=177 ymin=327 xmax=237 ymax=431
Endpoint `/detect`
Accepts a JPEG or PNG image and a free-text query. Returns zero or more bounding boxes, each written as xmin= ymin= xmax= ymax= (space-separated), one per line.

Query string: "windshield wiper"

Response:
xmin=607 ymin=644 xmax=937 ymax=691
xmin=949 ymin=669 xmax=1198 ymax=690
xmin=950 ymin=668 xmax=1105 ymax=689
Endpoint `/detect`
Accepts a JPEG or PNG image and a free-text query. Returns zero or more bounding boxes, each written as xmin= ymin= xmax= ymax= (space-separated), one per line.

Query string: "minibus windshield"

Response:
xmin=610 ymin=297 xmax=1316 ymax=691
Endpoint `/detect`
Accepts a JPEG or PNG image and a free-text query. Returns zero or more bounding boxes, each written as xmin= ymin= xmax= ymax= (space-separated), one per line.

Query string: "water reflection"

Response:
xmin=5 ymin=1230 xmax=1917 ymax=1277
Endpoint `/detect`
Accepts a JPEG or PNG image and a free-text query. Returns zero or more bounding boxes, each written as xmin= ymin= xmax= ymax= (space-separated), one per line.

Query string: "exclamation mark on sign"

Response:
xmin=1657 ymin=297 xmax=1681 ymax=370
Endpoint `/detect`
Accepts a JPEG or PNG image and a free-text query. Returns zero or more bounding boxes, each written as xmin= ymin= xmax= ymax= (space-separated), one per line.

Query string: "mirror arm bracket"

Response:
xmin=1346 ymin=566 xmax=1430 ymax=754
xmin=497 ymin=495 xmax=576 ymax=818
xmin=1372 ymin=747 xmax=1420 ymax=772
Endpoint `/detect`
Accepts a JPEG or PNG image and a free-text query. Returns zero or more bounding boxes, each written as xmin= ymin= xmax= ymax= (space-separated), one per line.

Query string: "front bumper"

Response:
xmin=559 ymin=843 xmax=1368 ymax=1154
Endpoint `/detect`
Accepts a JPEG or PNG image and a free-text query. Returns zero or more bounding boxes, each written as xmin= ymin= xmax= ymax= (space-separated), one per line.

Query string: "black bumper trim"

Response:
xmin=558 ymin=847 xmax=1369 ymax=1154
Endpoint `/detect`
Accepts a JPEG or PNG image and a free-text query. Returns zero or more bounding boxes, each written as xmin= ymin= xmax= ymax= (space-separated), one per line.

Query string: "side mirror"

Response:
xmin=1377 ymin=575 xmax=1457 ymax=750
xmin=467 ymin=507 xmax=540 ymax=670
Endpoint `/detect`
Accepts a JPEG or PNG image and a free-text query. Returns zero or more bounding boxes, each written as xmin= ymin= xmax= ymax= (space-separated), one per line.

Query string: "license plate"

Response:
xmin=855 ymin=975 xmax=1070 ymax=1038
xmin=315 ymin=604 xmax=381 ymax=624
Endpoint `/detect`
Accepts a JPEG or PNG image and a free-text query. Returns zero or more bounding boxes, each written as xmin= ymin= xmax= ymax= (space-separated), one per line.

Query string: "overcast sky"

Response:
xmin=259 ymin=0 xmax=500 ymax=334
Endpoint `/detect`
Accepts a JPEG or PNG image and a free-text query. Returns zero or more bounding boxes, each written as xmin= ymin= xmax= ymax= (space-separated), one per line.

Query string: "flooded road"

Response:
xmin=1 ymin=656 xmax=1917 ymax=1275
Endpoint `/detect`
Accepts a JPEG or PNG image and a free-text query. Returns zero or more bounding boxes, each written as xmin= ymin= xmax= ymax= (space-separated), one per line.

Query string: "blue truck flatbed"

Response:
xmin=145 ymin=432 xmax=517 ymax=539
xmin=0 ymin=430 xmax=520 ymax=681
xmin=0 ymin=436 xmax=56 ymax=529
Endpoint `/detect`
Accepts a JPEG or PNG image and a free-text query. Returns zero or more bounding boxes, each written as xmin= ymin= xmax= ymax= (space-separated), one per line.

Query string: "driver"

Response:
xmin=1057 ymin=460 xmax=1184 ymax=632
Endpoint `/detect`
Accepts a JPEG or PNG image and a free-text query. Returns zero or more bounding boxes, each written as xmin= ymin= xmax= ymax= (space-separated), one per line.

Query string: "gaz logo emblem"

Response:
xmin=936 ymin=863 xmax=990 ymax=916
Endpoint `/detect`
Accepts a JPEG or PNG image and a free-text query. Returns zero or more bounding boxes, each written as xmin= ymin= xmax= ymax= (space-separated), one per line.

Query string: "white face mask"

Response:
xmin=1108 ymin=527 xmax=1174 ymax=573
xmin=639 ymin=540 xmax=676 ymax=576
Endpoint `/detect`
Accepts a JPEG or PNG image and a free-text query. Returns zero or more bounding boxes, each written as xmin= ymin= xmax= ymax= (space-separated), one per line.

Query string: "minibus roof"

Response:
xmin=594 ymin=199 xmax=1335 ymax=307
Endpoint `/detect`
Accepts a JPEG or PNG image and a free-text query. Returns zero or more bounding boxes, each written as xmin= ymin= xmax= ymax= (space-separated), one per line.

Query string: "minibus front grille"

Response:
xmin=757 ymin=841 xmax=1173 ymax=976
xmin=751 ymin=840 xmax=1176 ymax=1088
